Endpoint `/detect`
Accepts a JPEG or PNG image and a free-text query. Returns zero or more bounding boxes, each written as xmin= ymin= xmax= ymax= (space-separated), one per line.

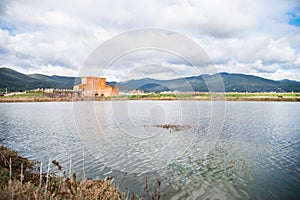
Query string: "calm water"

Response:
xmin=0 ymin=101 xmax=299 ymax=199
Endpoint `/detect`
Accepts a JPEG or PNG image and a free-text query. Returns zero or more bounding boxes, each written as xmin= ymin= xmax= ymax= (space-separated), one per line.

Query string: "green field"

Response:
xmin=1 ymin=91 xmax=300 ymax=102
xmin=116 ymin=92 xmax=300 ymax=101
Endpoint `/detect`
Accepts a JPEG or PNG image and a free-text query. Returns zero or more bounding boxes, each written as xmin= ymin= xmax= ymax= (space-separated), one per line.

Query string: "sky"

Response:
xmin=0 ymin=0 xmax=300 ymax=81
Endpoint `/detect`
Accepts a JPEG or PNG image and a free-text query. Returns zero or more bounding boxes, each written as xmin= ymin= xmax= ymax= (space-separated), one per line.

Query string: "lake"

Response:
xmin=0 ymin=101 xmax=299 ymax=199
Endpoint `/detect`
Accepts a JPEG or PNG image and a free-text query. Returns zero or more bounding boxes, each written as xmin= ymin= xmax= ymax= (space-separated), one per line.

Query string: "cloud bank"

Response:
xmin=0 ymin=0 xmax=299 ymax=81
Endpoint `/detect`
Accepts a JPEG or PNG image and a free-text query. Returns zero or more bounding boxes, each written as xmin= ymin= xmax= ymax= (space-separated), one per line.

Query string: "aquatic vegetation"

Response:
xmin=154 ymin=124 xmax=193 ymax=132
xmin=0 ymin=145 xmax=166 ymax=200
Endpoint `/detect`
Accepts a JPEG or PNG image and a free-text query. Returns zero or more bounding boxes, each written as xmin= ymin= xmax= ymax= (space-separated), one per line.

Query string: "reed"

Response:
xmin=0 ymin=145 xmax=166 ymax=199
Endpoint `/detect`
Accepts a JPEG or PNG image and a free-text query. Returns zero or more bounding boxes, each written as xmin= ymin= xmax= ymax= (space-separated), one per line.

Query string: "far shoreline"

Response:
xmin=1 ymin=96 xmax=300 ymax=103
xmin=1 ymin=91 xmax=299 ymax=102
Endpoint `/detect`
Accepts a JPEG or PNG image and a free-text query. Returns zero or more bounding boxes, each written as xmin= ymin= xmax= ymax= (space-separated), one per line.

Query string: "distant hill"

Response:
xmin=0 ymin=67 xmax=118 ymax=92
xmin=0 ymin=67 xmax=77 ymax=91
xmin=1 ymin=67 xmax=300 ymax=92
xmin=117 ymin=72 xmax=300 ymax=92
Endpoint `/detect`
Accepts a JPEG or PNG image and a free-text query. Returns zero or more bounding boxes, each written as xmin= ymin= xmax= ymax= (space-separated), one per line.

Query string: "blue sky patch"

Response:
xmin=287 ymin=10 xmax=300 ymax=27
xmin=0 ymin=21 xmax=15 ymax=34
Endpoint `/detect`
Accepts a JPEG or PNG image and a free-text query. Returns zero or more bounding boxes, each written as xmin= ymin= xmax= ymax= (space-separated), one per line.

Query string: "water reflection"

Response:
xmin=0 ymin=101 xmax=299 ymax=199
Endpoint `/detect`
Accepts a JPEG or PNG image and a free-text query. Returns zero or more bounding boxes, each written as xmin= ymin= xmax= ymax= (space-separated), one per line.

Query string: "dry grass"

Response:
xmin=0 ymin=145 xmax=166 ymax=200
xmin=0 ymin=146 xmax=124 ymax=199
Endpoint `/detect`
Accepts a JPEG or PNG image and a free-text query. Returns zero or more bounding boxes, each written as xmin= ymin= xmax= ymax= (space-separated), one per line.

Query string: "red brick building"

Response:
xmin=73 ymin=77 xmax=119 ymax=97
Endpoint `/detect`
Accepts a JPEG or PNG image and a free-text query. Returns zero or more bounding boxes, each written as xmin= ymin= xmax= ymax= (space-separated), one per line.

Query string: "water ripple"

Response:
xmin=0 ymin=101 xmax=300 ymax=199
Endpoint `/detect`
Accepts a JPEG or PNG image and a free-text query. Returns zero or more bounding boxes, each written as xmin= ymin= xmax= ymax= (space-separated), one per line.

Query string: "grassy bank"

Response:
xmin=0 ymin=145 xmax=165 ymax=200
xmin=224 ymin=92 xmax=300 ymax=101
xmin=1 ymin=91 xmax=300 ymax=102
xmin=0 ymin=91 xmax=72 ymax=102
xmin=114 ymin=92 xmax=300 ymax=101
xmin=0 ymin=145 xmax=124 ymax=199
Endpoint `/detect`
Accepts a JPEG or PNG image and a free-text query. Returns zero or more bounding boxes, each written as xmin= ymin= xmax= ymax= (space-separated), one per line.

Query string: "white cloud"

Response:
xmin=253 ymin=59 xmax=279 ymax=73
xmin=99 ymin=49 xmax=203 ymax=81
xmin=263 ymin=38 xmax=297 ymax=63
xmin=160 ymin=0 xmax=260 ymax=37
xmin=0 ymin=0 xmax=299 ymax=80
xmin=213 ymin=59 xmax=300 ymax=81
xmin=1 ymin=64 xmax=78 ymax=77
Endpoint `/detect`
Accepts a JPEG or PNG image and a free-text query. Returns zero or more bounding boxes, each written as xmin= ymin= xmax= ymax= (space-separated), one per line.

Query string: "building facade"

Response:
xmin=73 ymin=77 xmax=119 ymax=97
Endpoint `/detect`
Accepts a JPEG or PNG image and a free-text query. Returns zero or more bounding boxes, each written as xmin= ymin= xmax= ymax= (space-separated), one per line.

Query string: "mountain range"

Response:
xmin=0 ymin=67 xmax=79 ymax=91
xmin=0 ymin=67 xmax=299 ymax=92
